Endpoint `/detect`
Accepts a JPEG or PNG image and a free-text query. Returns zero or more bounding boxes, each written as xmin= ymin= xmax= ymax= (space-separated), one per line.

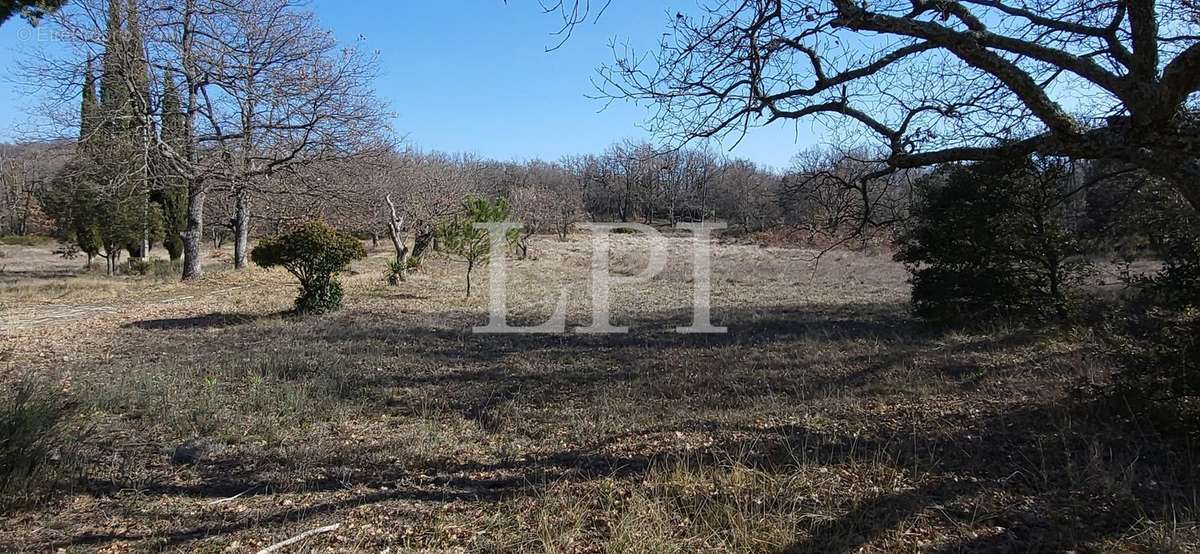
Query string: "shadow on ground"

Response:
xmin=124 ymin=312 xmax=280 ymax=331
xmin=31 ymin=302 xmax=1198 ymax=551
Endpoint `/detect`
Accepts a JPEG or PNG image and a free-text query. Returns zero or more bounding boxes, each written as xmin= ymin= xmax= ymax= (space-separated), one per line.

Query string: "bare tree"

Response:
xmin=585 ymin=140 xmax=661 ymax=223
xmin=0 ymin=142 xmax=69 ymax=236
xmin=708 ymin=158 xmax=782 ymax=231
xmin=182 ymin=0 xmax=388 ymax=269
xmin=783 ymin=147 xmax=916 ymax=239
xmin=598 ymin=0 xmax=1200 ymax=216
xmin=374 ymin=150 xmax=477 ymax=271
xmin=509 ymin=159 xmax=584 ymax=254
xmin=656 ymin=146 xmax=719 ymax=223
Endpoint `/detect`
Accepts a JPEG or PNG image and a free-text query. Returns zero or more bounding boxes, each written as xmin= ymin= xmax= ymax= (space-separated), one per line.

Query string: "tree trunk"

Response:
xmin=181 ymin=184 xmax=205 ymax=280
xmin=179 ymin=0 xmax=204 ymax=281
xmin=384 ymin=195 xmax=406 ymax=258
xmin=235 ymin=53 xmax=256 ymax=271
xmin=411 ymin=226 xmax=434 ymax=261
xmin=18 ymin=190 xmax=32 ymax=235
xmin=141 ymin=194 xmax=150 ymax=262
xmin=388 ymin=231 xmax=407 ymax=262
xmin=233 ymin=187 xmax=250 ymax=269
xmin=384 ymin=194 xmax=409 ymax=282
xmin=104 ymin=248 xmax=118 ymax=276
xmin=465 ymin=259 xmax=473 ymax=298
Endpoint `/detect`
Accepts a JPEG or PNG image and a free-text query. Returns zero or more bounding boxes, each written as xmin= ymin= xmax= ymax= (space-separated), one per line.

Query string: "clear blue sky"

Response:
xmin=0 ymin=1 xmax=823 ymax=170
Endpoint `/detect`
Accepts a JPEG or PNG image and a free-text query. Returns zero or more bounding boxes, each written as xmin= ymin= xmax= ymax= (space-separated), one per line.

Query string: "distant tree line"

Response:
xmin=0 ymin=142 xmax=69 ymax=237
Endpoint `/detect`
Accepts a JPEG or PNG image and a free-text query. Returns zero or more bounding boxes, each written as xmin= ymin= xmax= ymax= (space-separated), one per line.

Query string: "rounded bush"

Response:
xmin=250 ymin=221 xmax=366 ymax=314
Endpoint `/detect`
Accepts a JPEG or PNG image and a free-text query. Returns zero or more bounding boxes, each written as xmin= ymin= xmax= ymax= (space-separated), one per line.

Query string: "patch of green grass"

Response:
xmin=0 ymin=235 xmax=54 ymax=246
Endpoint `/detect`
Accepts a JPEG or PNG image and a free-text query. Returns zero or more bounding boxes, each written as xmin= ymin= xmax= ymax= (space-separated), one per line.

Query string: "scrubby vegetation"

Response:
xmin=1103 ymin=189 xmax=1200 ymax=435
xmin=0 ymin=377 xmax=76 ymax=508
xmin=384 ymin=255 xmax=417 ymax=286
xmin=2 ymin=235 xmax=1198 ymax=551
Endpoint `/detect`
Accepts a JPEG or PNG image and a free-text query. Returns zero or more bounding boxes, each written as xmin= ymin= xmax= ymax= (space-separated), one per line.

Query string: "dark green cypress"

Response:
xmin=98 ymin=0 xmax=125 ymax=136
xmin=79 ymin=57 xmax=98 ymax=145
xmin=68 ymin=59 xmax=104 ymax=266
xmin=158 ymin=69 xmax=188 ymax=261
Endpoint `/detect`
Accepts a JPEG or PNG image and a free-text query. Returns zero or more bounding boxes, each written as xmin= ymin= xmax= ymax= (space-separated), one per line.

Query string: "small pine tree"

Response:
xmin=437 ymin=196 xmax=520 ymax=297
xmin=70 ymin=184 xmax=103 ymax=267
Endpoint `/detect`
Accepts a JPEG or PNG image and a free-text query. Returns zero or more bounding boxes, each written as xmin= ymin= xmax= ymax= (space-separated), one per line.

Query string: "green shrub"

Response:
xmin=1081 ymin=167 xmax=1190 ymax=257
xmin=250 ymin=220 xmax=367 ymax=315
xmin=1 ymin=378 xmax=75 ymax=505
xmin=1125 ymin=201 xmax=1200 ymax=310
xmin=895 ymin=156 xmax=1090 ymax=324
xmin=1107 ymin=312 xmax=1199 ymax=435
xmin=74 ymin=226 xmax=103 ymax=267
xmin=1107 ymin=195 xmax=1200 ymax=433
xmin=385 ymin=256 xmax=418 ymax=286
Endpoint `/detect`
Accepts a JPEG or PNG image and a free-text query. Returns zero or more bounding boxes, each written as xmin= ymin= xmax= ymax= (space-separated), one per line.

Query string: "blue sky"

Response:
xmin=0 ymin=1 xmax=824 ymax=170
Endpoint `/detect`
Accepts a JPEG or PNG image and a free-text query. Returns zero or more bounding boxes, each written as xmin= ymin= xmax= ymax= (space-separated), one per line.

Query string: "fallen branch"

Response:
xmin=255 ymin=523 xmax=340 ymax=554
xmin=205 ymin=486 xmax=256 ymax=506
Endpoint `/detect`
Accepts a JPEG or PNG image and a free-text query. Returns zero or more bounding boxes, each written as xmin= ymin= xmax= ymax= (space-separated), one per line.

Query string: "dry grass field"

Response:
xmin=1 ymin=232 xmax=1197 ymax=552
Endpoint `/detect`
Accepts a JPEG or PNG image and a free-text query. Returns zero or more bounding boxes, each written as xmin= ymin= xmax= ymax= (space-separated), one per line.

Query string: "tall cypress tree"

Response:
xmin=46 ymin=0 xmax=144 ymax=275
xmin=79 ymin=57 xmax=99 ymax=144
xmin=69 ymin=60 xmax=103 ymax=267
xmin=98 ymin=0 xmax=125 ymax=136
xmin=122 ymin=0 xmax=155 ymax=260
xmin=88 ymin=0 xmax=143 ymax=273
xmin=158 ymin=69 xmax=188 ymax=261
xmin=126 ymin=0 xmax=149 ymax=120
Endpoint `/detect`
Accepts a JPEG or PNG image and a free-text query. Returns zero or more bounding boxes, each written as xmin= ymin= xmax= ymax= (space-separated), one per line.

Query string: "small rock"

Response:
xmin=170 ymin=439 xmax=225 ymax=465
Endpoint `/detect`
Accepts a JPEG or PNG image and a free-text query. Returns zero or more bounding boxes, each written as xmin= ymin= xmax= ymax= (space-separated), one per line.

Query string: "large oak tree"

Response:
xmin=591 ymin=0 xmax=1200 ymax=210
